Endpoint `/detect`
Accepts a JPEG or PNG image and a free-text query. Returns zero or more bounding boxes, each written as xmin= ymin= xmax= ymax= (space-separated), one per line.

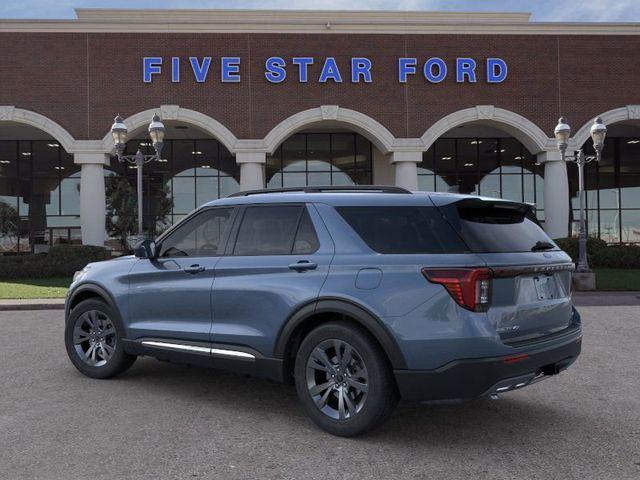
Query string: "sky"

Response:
xmin=1 ymin=0 xmax=640 ymax=22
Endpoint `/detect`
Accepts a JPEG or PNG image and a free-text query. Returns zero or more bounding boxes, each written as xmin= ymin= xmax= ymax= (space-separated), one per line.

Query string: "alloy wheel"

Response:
xmin=72 ymin=310 xmax=117 ymax=367
xmin=305 ymin=339 xmax=369 ymax=420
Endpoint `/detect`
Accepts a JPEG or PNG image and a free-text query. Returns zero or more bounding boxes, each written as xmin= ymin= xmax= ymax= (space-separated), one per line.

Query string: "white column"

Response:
xmin=75 ymin=152 xmax=109 ymax=246
xmin=538 ymin=151 xmax=569 ymax=239
xmin=237 ymin=151 xmax=266 ymax=191
xmin=390 ymin=151 xmax=422 ymax=191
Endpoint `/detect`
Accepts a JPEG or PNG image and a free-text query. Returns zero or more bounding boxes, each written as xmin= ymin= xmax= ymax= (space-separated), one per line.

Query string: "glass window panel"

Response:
xmin=620 ymin=137 xmax=640 ymax=174
xmin=355 ymin=134 xmax=372 ymax=170
xmin=60 ymin=150 xmax=79 ymax=177
xmin=457 ymin=174 xmax=479 ymax=195
xmin=434 ymin=138 xmax=456 ymax=175
xmin=219 ymin=145 xmax=239 ymax=179
xmin=418 ymin=174 xmax=434 ymax=191
xmin=599 ymin=210 xmax=620 ymax=243
xmin=456 ymin=138 xmax=477 ymax=173
xmin=282 ymin=135 xmax=306 ymax=172
xmin=331 ymin=171 xmax=356 ymax=186
xmin=18 ymin=141 xmax=32 ymax=179
xmin=220 ymin=176 xmax=239 ymax=198
xmin=160 ymin=207 xmax=234 ymax=257
xmin=621 ymin=210 xmax=640 ymax=243
xmin=172 ymin=140 xmax=195 ymax=177
xmin=282 ymin=172 xmax=307 ymax=187
xmin=307 ymin=134 xmax=331 ymax=171
xmin=266 ymin=147 xmax=282 ymax=186
xmin=435 ymin=175 xmax=451 ymax=192
xmin=196 ymin=177 xmax=219 ymax=208
xmin=60 ymin=177 xmax=80 ymax=215
xmin=598 ymin=185 xmax=619 ymax=209
xmin=233 ymin=205 xmax=301 ymax=256
xmin=478 ymin=138 xmax=498 ymax=174
xmin=479 ymin=174 xmax=501 ymax=198
xmin=31 ymin=178 xmax=59 ymax=215
xmin=499 ymin=138 xmax=522 ymax=172
xmin=194 ymin=139 xmax=218 ymax=173
xmin=419 ymin=147 xmax=435 ymax=172
xmin=172 ymin=177 xmax=195 ymax=214
xmin=32 ymin=141 xmax=59 ymax=177
xmin=308 ymin=172 xmax=332 ymax=186
xmin=621 ymin=183 xmax=640 ymax=208
xmin=501 ymin=174 xmax=523 ymax=202
xmin=45 ymin=216 xmax=80 ymax=227
xmin=523 ymin=174 xmax=535 ymax=205
xmin=292 ymin=208 xmax=320 ymax=254
xmin=267 ymin=172 xmax=283 ymax=189
xmin=332 ymin=134 xmax=355 ymax=173
xmin=0 ymin=141 xmax=18 ymax=177
xmin=349 ymin=169 xmax=372 ymax=185
xmin=535 ymin=174 xmax=545 ymax=210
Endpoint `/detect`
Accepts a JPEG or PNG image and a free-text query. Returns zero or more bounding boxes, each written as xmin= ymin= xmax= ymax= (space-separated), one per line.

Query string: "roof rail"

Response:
xmin=228 ymin=185 xmax=412 ymax=197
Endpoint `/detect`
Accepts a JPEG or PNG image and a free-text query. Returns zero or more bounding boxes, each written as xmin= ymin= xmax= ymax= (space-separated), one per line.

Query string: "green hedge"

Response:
xmin=555 ymin=237 xmax=640 ymax=269
xmin=0 ymin=245 xmax=111 ymax=280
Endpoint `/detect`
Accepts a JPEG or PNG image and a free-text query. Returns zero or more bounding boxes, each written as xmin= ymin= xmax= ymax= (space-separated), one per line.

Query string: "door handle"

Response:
xmin=184 ymin=264 xmax=205 ymax=274
xmin=288 ymin=260 xmax=318 ymax=272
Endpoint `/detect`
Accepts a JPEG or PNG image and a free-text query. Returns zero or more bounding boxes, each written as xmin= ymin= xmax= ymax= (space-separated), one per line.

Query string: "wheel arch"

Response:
xmin=275 ymin=298 xmax=408 ymax=382
xmin=66 ymin=283 xmax=120 ymax=321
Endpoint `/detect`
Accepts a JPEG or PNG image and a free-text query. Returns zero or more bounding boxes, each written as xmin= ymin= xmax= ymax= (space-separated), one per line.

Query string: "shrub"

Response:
xmin=0 ymin=245 xmax=111 ymax=280
xmin=555 ymin=237 xmax=640 ymax=269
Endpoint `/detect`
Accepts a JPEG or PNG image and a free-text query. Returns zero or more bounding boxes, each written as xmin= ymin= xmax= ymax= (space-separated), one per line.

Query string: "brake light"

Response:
xmin=421 ymin=268 xmax=492 ymax=312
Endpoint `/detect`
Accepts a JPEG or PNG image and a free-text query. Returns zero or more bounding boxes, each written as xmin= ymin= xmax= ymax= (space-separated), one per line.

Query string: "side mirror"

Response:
xmin=134 ymin=239 xmax=157 ymax=259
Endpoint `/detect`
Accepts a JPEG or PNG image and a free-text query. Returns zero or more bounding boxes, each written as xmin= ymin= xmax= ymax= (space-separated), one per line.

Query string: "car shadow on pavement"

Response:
xmin=108 ymin=356 xmax=578 ymax=444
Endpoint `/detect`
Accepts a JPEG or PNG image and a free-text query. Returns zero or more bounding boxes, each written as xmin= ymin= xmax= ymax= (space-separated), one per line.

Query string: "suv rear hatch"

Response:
xmin=434 ymin=196 xmax=574 ymax=345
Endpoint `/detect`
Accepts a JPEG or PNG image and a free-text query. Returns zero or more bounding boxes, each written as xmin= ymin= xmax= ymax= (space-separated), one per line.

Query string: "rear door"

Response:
xmin=211 ymin=203 xmax=334 ymax=356
xmin=436 ymin=197 xmax=574 ymax=344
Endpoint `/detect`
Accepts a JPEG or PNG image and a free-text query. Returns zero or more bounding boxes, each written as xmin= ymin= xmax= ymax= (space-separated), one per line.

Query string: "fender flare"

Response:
xmin=274 ymin=298 xmax=408 ymax=370
xmin=65 ymin=282 xmax=120 ymax=321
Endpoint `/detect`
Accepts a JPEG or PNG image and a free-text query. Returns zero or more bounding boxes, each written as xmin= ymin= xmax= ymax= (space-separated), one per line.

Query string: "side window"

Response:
xmin=160 ymin=207 xmax=233 ymax=257
xmin=233 ymin=205 xmax=306 ymax=256
xmin=292 ymin=209 xmax=320 ymax=254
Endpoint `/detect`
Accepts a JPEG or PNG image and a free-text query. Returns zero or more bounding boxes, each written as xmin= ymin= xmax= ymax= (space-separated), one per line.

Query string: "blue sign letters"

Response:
xmin=143 ymin=56 xmax=508 ymax=84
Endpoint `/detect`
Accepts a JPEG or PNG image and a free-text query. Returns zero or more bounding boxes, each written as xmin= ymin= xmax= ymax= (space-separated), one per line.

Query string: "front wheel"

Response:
xmin=294 ymin=321 xmax=398 ymax=437
xmin=65 ymin=299 xmax=136 ymax=379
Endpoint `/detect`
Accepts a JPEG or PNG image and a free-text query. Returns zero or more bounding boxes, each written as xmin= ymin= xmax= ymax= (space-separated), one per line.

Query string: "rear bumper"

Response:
xmin=394 ymin=326 xmax=582 ymax=402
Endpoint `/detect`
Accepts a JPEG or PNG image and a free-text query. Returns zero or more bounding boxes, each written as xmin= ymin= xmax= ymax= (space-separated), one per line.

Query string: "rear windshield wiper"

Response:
xmin=531 ymin=241 xmax=555 ymax=252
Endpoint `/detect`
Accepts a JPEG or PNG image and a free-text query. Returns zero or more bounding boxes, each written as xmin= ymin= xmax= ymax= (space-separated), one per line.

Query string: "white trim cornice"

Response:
xmin=1 ymin=9 xmax=639 ymax=35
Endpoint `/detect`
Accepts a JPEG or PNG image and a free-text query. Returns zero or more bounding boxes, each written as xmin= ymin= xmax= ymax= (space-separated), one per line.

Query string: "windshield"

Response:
xmin=439 ymin=199 xmax=558 ymax=253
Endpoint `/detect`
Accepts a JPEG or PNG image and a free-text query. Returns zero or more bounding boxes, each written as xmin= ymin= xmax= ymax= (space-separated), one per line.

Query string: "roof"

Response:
xmin=0 ymin=9 xmax=639 ymax=35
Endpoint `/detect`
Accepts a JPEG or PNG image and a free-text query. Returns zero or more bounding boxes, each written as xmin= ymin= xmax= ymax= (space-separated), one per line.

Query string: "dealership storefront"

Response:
xmin=1 ymin=9 xmax=640 ymax=252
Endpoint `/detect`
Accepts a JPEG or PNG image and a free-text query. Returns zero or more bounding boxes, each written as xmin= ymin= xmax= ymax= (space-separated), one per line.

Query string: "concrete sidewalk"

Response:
xmin=1 ymin=291 xmax=639 ymax=311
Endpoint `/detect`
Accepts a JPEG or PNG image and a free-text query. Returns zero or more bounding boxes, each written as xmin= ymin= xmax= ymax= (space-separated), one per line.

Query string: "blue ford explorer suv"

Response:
xmin=65 ymin=186 xmax=581 ymax=436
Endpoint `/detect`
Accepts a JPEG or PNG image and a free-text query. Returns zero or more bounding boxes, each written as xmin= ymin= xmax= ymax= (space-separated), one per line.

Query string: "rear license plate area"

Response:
xmin=533 ymin=275 xmax=556 ymax=300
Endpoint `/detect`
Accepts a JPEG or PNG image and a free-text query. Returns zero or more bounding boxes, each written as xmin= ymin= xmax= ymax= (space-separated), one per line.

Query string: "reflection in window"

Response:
xmin=0 ymin=140 xmax=79 ymax=253
xmin=569 ymin=137 xmax=640 ymax=244
xmin=419 ymin=138 xmax=544 ymax=223
xmin=266 ymin=133 xmax=373 ymax=188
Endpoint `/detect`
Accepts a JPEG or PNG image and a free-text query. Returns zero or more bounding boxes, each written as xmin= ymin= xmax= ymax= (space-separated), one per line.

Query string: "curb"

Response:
xmin=0 ymin=300 xmax=65 ymax=311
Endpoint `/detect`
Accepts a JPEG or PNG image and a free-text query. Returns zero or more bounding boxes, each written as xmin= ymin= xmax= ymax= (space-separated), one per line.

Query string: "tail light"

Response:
xmin=421 ymin=267 xmax=492 ymax=312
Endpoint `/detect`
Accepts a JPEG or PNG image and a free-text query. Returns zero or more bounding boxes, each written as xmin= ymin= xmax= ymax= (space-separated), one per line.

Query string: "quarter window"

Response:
xmin=159 ymin=207 xmax=233 ymax=257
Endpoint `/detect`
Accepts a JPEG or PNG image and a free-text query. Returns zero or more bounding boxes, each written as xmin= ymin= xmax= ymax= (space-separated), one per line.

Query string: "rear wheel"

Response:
xmin=294 ymin=321 xmax=398 ymax=437
xmin=64 ymin=299 xmax=136 ymax=379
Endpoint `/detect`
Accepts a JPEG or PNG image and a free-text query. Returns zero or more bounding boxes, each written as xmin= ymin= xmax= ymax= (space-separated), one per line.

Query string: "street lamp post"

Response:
xmin=110 ymin=114 xmax=166 ymax=237
xmin=554 ymin=116 xmax=607 ymax=272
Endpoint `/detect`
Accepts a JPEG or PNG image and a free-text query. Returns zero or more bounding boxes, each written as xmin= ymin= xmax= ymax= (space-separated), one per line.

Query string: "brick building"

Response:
xmin=1 ymin=9 xmax=639 ymax=251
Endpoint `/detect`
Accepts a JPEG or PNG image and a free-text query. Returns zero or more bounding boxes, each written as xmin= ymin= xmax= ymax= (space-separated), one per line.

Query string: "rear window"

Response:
xmin=336 ymin=206 xmax=468 ymax=254
xmin=441 ymin=200 xmax=557 ymax=253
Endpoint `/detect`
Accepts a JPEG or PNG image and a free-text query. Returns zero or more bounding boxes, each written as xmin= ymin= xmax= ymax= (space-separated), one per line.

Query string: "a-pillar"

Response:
xmin=538 ymin=151 xmax=569 ymax=239
xmin=237 ymin=151 xmax=266 ymax=191
xmin=391 ymin=151 xmax=422 ymax=191
xmin=75 ymin=152 xmax=109 ymax=246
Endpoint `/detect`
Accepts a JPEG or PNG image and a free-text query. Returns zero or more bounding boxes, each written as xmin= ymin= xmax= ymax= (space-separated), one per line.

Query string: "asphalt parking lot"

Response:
xmin=1 ymin=307 xmax=639 ymax=480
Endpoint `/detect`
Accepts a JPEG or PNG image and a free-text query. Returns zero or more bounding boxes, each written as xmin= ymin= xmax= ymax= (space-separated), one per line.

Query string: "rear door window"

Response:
xmin=336 ymin=206 xmax=468 ymax=254
xmin=232 ymin=205 xmax=320 ymax=256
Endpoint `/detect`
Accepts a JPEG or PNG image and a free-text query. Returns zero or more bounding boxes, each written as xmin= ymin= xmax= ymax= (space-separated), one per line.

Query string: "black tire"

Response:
xmin=294 ymin=320 xmax=399 ymax=437
xmin=65 ymin=299 xmax=136 ymax=379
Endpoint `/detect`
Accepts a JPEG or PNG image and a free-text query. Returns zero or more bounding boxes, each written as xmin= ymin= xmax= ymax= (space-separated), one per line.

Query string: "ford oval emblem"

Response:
xmin=543 ymin=252 xmax=552 ymax=258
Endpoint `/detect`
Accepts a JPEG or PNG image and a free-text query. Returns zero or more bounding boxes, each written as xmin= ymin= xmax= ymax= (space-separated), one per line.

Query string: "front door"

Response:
xmin=127 ymin=207 xmax=236 ymax=343
xmin=211 ymin=204 xmax=334 ymax=357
